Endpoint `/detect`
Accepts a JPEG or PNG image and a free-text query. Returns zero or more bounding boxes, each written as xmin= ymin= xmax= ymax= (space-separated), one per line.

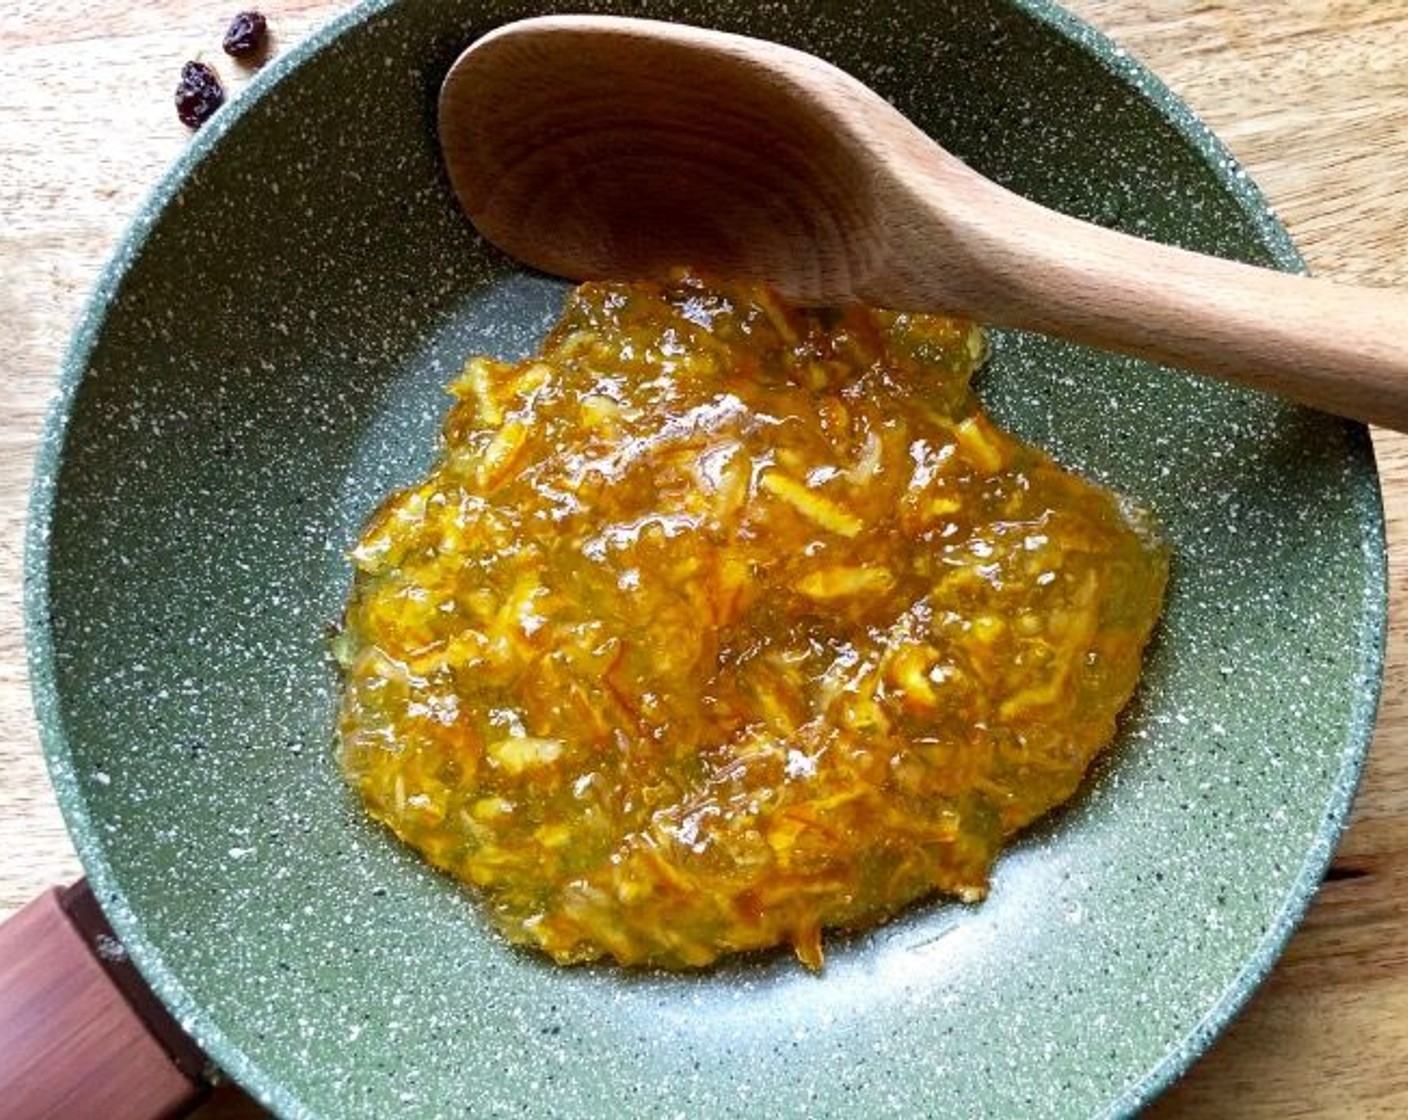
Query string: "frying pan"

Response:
xmin=1 ymin=1 xmax=1387 ymax=1117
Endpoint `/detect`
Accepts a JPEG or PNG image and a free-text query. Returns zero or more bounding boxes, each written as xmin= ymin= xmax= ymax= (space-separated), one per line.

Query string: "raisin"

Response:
xmin=222 ymin=11 xmax=269 ymax=59
xmin=174 ymin=61 xmax=224 ymax=130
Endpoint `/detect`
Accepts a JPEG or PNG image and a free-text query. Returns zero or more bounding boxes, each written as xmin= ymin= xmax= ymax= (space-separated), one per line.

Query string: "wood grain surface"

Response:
xmin=0 ymin=2 xmax=1403 ymax=1116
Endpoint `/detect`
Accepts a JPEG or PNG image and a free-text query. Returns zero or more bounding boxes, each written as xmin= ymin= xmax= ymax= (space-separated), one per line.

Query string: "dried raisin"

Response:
xmin=222 ymin=11 xmax=269 ymax=59
xmin=174 ymin=61 xmax=224 ymax=130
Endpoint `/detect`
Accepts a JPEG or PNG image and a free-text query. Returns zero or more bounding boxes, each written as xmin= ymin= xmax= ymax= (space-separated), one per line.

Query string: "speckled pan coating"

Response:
xmin=25 ymin=1 xmax=1386 ymax=1118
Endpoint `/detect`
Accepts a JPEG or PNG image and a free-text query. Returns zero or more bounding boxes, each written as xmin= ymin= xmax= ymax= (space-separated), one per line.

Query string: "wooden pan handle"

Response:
xmin=0 ymin=881 xmax=209 ymax=1120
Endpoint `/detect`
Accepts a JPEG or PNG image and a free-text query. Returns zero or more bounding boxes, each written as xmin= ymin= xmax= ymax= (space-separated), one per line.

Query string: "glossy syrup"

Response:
xmin=337 ymin=275 xmax=1168 ymax=969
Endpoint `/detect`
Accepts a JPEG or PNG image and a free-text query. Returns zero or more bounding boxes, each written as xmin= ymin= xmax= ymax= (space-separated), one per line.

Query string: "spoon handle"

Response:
xmin=908 ymin=184 xmax=1408 ymax=430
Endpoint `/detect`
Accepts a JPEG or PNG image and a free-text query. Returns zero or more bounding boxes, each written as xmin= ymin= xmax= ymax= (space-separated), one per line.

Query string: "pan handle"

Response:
xmin=0 ymin=880 xmax=210 ymax=1120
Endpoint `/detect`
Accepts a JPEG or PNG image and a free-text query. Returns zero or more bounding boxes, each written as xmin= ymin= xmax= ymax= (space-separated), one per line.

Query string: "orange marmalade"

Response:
xmin=336 ymin=275 xmax=1168 ymax=970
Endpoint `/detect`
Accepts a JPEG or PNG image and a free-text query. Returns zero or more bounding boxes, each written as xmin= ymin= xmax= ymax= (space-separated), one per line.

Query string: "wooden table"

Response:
xmin=1 ymin=2 xmax=1404 ymax=1115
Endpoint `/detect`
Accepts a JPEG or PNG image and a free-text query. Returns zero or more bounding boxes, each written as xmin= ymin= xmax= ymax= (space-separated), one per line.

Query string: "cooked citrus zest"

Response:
xmin=337 ymin=274 xmax=1168 ymax=970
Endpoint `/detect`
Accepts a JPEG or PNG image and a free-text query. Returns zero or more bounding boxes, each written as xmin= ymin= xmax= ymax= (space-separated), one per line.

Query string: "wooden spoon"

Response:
xmin=439 ymin=15 xmax=1408 ymax=430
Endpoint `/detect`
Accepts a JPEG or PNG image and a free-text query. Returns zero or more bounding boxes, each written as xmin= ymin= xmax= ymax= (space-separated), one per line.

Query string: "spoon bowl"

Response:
xmin=440 ymin=17 xmax=904 ymax=300
xmin=441 ymin=16 xmax=1408 ymax=428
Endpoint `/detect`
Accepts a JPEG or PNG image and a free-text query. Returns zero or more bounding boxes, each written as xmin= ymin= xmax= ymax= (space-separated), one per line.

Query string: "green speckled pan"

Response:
xmin=24 ymin=0 xmax=1386 ymax=1117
